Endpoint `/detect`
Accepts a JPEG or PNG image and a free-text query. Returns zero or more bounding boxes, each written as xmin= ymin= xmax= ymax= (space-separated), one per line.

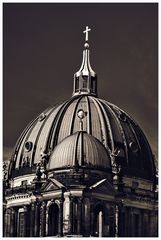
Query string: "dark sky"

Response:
xmin=3 ymin=3 xmax=158 ymax=162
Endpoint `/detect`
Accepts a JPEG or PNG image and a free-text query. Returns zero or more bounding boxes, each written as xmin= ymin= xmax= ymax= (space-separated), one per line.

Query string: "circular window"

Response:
xmin=119 ymin=112 xmax=127 ymax=122
xmin=129 ymin=142 xmax=138 ymax=153
xmin=25 ymin=141 xmax=33 ymax=152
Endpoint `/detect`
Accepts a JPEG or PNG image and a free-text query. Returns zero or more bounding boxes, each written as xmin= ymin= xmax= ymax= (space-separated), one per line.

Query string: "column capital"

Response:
xmin=24 ymin=206 xmax=28 ymax=212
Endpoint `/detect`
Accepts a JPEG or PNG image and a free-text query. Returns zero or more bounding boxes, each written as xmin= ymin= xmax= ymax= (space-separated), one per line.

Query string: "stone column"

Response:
xmin=10 ymin=208 xmax=15 ymax=237
xmin=129 ymin=208 xmax=134 ymax=237
xmin=30 ymin=203 xmax=35 ymax=236
xmin=23 ymin=206 xmax=27 ymax=237
xmin=143 ymin=210 xmax=148 ymax=236
xmin=34 ymin=202 xmax=40 ymax=237
xmin=149 ymin=210 xmax=158 ymax=237
xmin=138 ymin=210 xmax=142 ymax=237
xmin=58 ymin=199 xmax=64 ymax=236
xmin=63 ymin=194 xmax=72 ymax=236
xmin=69 ymin=196 xmax=73 ymax=234
xmin=90 ymin=200 xmax=95 ymax=236
xmin=115 ymin=205 xmax=119 ymax=237
xmin=40 ymin=201 xmax=46 ymax=237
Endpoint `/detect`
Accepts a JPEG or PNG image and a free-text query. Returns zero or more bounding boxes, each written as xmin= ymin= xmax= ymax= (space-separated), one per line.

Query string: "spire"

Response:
xmin=73 ymin=26 xmax=97 ymax=96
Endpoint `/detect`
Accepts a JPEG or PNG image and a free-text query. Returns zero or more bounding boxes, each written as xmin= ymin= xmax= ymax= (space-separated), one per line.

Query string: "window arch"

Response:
xmin=17 ymin=208 xmax=26 ymax=237
xmin=94 ymin=204 xmax=104 ymax=237
xmin=4 ymin=208 xmax=12 ymax=237
xmin=48 ymin=203 xmax=59 ymax=236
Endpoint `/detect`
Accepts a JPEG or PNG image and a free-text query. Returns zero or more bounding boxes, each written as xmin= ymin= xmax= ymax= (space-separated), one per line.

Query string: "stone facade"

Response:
xmin=3 ymin=171 xmax=158 ymax=237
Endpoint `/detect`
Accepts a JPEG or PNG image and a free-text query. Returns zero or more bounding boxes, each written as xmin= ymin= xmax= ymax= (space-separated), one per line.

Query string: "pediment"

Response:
xmin=41 ymin=178 xmax=65 ymax=192
xmin=89 ymin=178 xmax=115 ymax=195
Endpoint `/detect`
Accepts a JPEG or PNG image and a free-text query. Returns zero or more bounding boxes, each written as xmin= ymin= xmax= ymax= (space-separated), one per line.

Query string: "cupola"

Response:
xmin=48 ymin=131 xmax=111 ymax=171
xmin=73 ymin=26 xmax=97 ymax=96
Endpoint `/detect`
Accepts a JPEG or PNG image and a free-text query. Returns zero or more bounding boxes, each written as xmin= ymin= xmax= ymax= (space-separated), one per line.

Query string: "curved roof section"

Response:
xmin=8 ymin=95 xmax=155 ymax=181
xmin=48 ymin=131 xmax=111 ymax=170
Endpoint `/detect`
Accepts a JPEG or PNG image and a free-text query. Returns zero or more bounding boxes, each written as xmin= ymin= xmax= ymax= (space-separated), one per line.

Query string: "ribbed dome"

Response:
xmin=9 ymin=94 xmax=155 ymax=181
xmin=8 ymin=29 xmax=156 ymax=182
xmin=48 ymin=131 xmax=111 ymax=170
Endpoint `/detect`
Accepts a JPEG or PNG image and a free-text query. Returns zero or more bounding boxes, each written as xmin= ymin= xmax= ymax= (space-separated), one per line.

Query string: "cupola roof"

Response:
xmin=48 ymin=131 xmax=111 ymax=170
xmin=73 ymin=26 xmax=97 ymax=96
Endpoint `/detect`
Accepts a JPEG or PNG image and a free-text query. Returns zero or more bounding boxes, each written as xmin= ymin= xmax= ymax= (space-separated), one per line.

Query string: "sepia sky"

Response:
xmin=3 ymin=3 xmax=158 ymax=162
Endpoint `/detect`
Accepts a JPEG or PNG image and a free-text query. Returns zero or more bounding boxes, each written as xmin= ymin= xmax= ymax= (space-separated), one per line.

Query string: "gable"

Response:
xmin=41 ymin=178 xmax=65 ymax=192
xmin=89 ymin=178 xmax=115 ymax=196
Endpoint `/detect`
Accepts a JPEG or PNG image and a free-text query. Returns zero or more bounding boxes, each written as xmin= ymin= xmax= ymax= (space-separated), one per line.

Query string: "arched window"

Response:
xmin=48 ymin=203 xmax=59 ymax=236
xmin=17 ymin=208 xmax=25 ymax=237
xmin=4 ymin=208 xmax=11 ymax=237
xmin=94 ymin=205 xmax=104 ymax=237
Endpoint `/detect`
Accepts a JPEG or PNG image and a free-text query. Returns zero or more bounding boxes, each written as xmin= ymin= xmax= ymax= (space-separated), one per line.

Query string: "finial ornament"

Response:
xmin=83 ymin=26 xmax=91 ymax=42
xmin=77 ymin=109 xmax=86 ymax=131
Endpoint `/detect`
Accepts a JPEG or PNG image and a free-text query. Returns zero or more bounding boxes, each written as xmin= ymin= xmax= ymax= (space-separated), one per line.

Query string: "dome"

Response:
xmin=9 ymin=94 xmax=155 ymax=181
xmin=48 ymin=131 xmax=111 ymax=170
xmin=8 ymin=29 xmax=156 ymax=182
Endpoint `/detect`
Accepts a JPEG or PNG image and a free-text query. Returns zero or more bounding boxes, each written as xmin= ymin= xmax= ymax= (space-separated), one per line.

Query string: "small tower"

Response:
xmin=73 ymin=26 xmax=97 ymax=96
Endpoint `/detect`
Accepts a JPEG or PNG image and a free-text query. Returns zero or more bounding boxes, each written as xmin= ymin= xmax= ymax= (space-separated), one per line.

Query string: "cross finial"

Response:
xmin=83 ymin=26 xmax=91 ymax=42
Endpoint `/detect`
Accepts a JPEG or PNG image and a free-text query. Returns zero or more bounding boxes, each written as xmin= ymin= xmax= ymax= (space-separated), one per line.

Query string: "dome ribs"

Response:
xmin=87 ymin=97 xmax=102 ymax=141
xmin=108 ymin=103 xmax=155 ymax=180
xmin=85 ymin=96 xmax=92 ymax=134
xmin=21 ymin=109 xmax=49 ymax=167
xmin=74 ymin=131 xmax=81 ymax=166
xmin=75 ymin=97 xmax=88 ymax=132
xmin=90 ymin=97 xmax=113 ymax=156
xmin=132 ymin=122 xmax=156 ymax=180
xmin=69 ymin=96 xmax=84 ymax=135
xmin=17 ymin=117 xmax=42 ymax=168
xmin=46 ymin=99 xmax=72 ymax=151
xmin=34 ymin=104 xmax=64 ymax=164
xmin=9 ymin=95 xmax=156 ymax=181
xmin=114 ymin=111 xmax=141 ymax=169
xmin=9 ymin=115 xmax=39 ymax=175
xmin=49 ymin=97 xmax=84 ymax=150
xmin=30 ymin=107 xmax=58 ymax=166
xmin=18 ymin=108 xmax=53 ymax=168
xmin=103 ymin=102 xmax=129 ymax=166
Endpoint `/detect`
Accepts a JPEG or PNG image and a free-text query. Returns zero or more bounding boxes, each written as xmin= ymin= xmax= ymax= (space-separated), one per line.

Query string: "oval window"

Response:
xmin=25 ymin=141 xmax=33 ymax=152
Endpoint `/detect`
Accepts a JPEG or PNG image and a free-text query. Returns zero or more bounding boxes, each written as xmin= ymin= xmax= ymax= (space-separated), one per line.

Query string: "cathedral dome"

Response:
xmin=9 ymin=94 xmax=155 ymax=181
xmin=48 ymin=131 xmax=111 ymax=170
xmin=8 ymin=27 xmax=156 ymax=182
